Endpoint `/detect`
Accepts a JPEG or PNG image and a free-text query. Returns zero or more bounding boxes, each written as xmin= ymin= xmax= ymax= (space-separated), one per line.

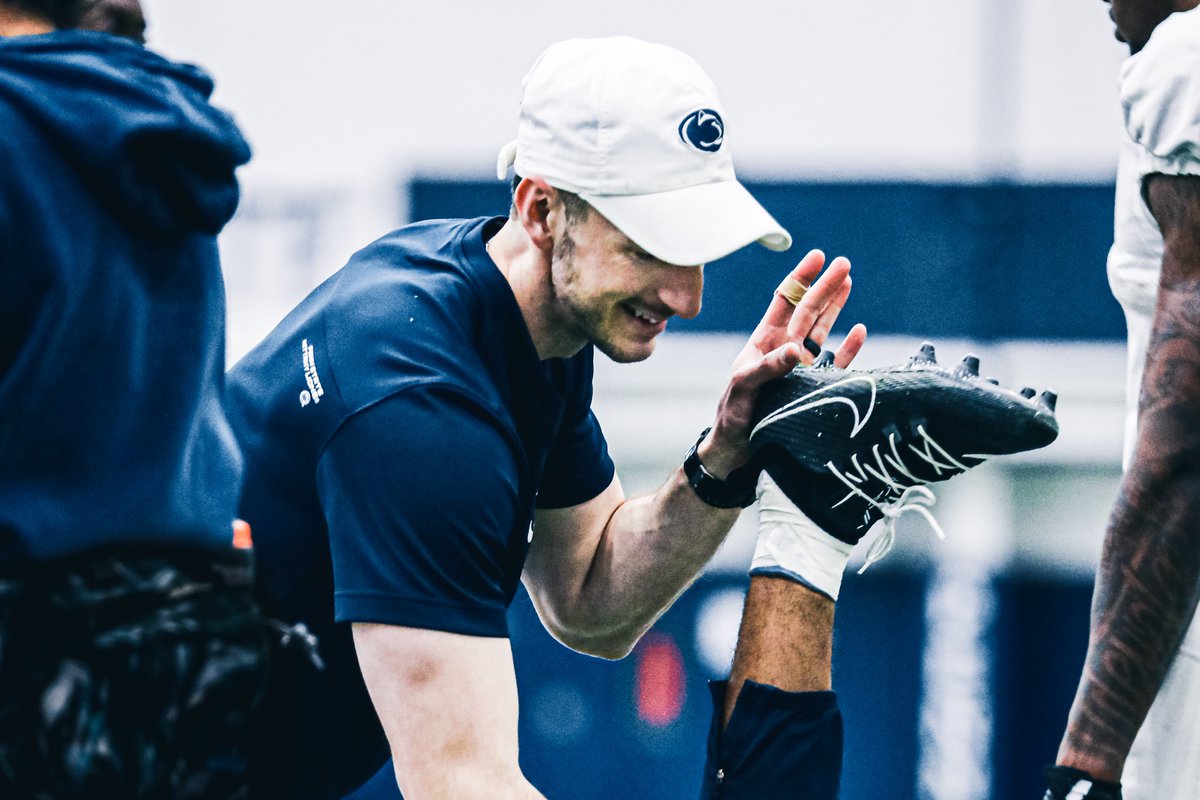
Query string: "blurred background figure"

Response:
xmin=0 ymin=1 xmax=266 ymax=797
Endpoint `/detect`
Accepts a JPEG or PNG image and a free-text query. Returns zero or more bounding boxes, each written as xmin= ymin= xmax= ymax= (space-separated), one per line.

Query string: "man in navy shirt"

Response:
xmin=0 ymin=2 xmax=266 ymax=797
xmin=230 ymin=37 xmax=872 ymax=799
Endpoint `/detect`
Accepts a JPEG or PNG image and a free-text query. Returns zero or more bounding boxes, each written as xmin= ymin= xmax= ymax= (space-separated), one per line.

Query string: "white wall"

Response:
xmin=143 ymin=0 xmax=1126 ymax=190
xmin=138 ymin=0 xmax=1130 ymax=359
xmin=138 ymin=3 xmax=1131 ymax=579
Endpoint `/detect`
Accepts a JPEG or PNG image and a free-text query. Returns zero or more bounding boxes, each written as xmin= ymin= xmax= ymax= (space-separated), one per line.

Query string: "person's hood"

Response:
xmin=0 ymin=30 xmax=251 ymax=234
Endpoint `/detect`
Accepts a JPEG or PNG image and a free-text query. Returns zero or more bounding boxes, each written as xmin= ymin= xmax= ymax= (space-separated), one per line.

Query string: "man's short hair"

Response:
xmin=3 ymin=0 xmax=89 ymax=27
xmin=77 ymin=0 xmax=146 ymax=42
xmin=510 ymin=175 xmax=590 ymax=226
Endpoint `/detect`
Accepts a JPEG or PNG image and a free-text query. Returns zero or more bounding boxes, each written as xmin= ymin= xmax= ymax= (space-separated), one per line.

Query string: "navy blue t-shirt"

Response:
xmin=226 ymin=216 xmax=615 ymax=798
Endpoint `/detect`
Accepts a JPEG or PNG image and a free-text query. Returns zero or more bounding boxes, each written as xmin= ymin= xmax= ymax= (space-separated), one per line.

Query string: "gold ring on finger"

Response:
xmin=775 ymin=275 xmax=809 ymax=305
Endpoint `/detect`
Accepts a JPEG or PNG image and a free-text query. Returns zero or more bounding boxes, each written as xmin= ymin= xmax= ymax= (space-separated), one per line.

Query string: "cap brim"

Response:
xmin=582 ymin=180 xmax=792 ymax=266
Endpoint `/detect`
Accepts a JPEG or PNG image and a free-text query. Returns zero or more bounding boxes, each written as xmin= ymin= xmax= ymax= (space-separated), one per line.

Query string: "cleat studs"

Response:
xmin=1019 ymin=387 xmax=1036 ymax=399
xmin=815 ymin=350 xmax=836 ymax=368
xmin=985 ymin=377 xmax=1000 ymax=385
xmin=1039 ymin=390 xmax=1058 ymax=412
xmin=916 ymin=342 xmax=937 ymax=363
xmin=957 ymin=355 xmax=980 ymax=377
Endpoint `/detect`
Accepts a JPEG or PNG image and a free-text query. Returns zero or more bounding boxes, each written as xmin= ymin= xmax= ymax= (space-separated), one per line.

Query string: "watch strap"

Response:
xmin=683 ymin=427 xmax=758 ymax=509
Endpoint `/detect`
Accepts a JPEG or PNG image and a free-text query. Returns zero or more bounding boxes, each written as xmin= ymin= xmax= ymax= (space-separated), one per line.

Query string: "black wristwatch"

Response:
xmin=682 ymin=428 xmax=758 ymax=509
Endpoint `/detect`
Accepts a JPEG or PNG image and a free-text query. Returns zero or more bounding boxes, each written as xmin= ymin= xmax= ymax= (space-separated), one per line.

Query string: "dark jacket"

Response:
xmin=0 ymin=30 xmax=251 ymax=566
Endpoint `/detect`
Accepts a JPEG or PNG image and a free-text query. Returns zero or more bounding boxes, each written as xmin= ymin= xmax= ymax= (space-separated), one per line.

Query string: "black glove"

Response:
xmin=1043 ymin=765 xmax=1122 ymax=800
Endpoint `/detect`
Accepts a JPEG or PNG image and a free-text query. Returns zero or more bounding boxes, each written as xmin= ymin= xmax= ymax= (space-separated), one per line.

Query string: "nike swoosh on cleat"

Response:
xmin=751 ymin=376 xmax=878 ymax=439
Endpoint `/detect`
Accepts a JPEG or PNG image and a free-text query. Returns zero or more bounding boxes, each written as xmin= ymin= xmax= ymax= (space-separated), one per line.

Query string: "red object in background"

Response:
xmin=232 ymin=519 xmax=253 ymax=550
xmin=635 ymin=632 xmax=686 ymax=727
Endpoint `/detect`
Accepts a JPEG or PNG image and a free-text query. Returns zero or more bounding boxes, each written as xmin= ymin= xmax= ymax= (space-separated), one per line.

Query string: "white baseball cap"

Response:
xmin=496 ymin=36 xmax=792 ymax=266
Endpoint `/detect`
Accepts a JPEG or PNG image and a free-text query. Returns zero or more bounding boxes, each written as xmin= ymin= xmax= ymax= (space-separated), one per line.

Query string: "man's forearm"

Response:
xmin=1058 ymin=277 xmax=1200 ymax=779
xmin=540 ymin=466 xmax=741 ymax=658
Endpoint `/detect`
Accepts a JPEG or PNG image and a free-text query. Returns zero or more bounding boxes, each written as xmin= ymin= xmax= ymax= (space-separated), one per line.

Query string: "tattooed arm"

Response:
xmin=1056 ymin=174 xmax=1200 ymax=781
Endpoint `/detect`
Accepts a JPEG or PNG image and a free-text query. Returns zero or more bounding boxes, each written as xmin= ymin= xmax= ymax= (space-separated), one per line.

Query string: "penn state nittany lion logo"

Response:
xmin=678 ymin=109 xmax=724 ymax=153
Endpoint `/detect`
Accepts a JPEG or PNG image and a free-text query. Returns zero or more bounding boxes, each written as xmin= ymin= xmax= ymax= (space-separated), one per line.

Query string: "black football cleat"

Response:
xmin=749 ymin=342 xmax=1059 ymax=567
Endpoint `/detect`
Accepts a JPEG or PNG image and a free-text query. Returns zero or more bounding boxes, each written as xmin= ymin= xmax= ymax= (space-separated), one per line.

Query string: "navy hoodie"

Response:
xmin=0 ymin=31 xmax=251 ymax=567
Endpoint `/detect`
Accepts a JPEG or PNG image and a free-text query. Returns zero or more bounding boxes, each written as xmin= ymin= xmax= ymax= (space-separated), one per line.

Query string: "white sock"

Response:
xmin=750 ymin=472 xmax=854 ymax=601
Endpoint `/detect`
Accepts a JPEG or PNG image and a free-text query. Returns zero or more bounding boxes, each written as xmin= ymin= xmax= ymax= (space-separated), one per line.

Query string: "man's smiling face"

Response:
xmin=547 ymin=204 xmax=704 ymax=364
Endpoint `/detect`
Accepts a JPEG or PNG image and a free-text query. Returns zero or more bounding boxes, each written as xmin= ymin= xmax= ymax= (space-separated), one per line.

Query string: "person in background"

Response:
xmin=1044 ymin=1 xmax=1200 ymax=799
xmin=0 ymin=1 xmax=267 ymax=797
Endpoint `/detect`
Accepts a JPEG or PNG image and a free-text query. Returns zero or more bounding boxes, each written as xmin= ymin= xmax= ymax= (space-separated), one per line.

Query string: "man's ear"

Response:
xmin=513 ymin=177 xmax=560 ymax=256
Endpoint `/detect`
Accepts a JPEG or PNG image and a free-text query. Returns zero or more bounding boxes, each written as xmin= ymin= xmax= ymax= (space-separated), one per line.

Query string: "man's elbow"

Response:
xmin=543 ymin=619 xmax=642 ymax=660
xmin=560 ymin=633 xmax=639 ymax=661
xmin=527 ymin=588 xmax=650 ymax=659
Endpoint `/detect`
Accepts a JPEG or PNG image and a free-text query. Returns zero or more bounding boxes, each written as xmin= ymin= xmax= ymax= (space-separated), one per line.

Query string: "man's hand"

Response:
xmin=699 ymin=249 xmax=868 ymax=477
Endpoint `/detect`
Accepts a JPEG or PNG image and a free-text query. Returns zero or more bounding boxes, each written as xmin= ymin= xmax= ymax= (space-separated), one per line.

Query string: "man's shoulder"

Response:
xmin=1148 ymin=6 xmax=1200 ymax=52
xmin=226 ymin=216 xmax=517 ymax=450
xmin=1120 ymin=9 xmax=1200 ymax=111
xmin=329 ymin=220 xmax=495 ymax=367
xmin=1120 ymin=10 xmax=1200 ymax=169
xmin=325 ymin=217 xmax=523 ymax=412
xmin=335 ymin=217 xmax=495 ymax=317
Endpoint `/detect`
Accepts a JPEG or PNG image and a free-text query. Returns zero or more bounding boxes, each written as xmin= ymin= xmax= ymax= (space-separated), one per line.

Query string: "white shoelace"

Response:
xmin=856 ymin=485 xmax=943 ymax=573
xmin=823 ymin=425 xmax=990 ymax=572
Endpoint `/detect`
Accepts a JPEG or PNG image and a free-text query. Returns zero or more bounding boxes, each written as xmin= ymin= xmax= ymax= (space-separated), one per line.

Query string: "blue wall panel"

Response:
xmin=409 ymin=179 xmax=1124 ymax=341
xmin=349 ymin=573 xmax=1092 ymax=799
xmin=991 ymin=576 xmax=1093 ymax=800
xmin=835 ymin=570 xmax=926 ymax=800
xmin=508 ymin=575 xmax=930 ymax=800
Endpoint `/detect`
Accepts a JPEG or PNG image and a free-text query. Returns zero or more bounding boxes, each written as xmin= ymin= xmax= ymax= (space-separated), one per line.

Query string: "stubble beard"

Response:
xmin=549 ymin=230 xmax=653 ymax=364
